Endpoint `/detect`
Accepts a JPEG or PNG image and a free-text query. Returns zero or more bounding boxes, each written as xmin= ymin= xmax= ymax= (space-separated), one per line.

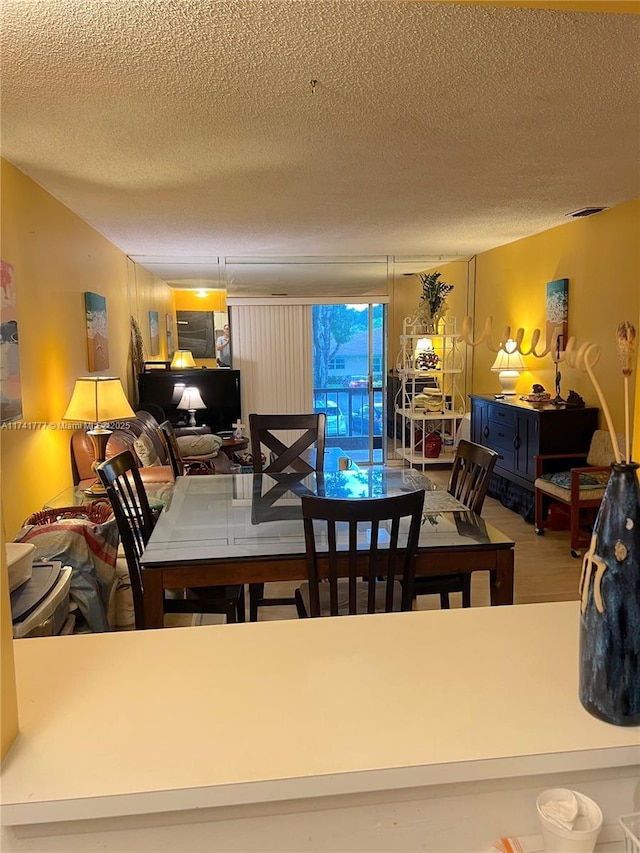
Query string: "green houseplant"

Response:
xmin=416 ymin=272 xmax=454 ymax=332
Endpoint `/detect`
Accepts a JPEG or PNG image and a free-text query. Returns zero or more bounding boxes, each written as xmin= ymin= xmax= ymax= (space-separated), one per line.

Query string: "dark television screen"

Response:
xmin=137 ymin=369 xmax=241 ymax=433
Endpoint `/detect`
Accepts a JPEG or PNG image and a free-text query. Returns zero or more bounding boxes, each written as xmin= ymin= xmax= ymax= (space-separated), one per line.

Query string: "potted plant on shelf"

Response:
xmin=415 ymin=272 xmax=454 ymax=333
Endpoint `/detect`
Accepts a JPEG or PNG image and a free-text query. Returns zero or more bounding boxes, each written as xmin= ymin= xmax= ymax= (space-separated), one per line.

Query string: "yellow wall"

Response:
xmin=0 ymin=160 xmax=175 ymax=755
xmin=172 ymin=289 xmax=228 ymax=369
xmin=0 ymin=159 xmax=173 ymax=538
xmin=0 ymin=516 xmax=18 ymax=760
xmin=394 ymin=200 xmax=639 ymax=452
xmin=470 ymin=200 xmax=639 ymax=432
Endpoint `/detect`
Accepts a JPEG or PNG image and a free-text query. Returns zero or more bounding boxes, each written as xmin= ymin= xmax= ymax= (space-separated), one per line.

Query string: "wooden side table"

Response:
xmin=219 ymin=436 xmax=249 ymax=459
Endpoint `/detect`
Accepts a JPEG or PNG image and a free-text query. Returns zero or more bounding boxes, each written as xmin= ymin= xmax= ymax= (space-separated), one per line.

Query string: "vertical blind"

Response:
xmin=230 ymin=304 xmax=313 ymax=423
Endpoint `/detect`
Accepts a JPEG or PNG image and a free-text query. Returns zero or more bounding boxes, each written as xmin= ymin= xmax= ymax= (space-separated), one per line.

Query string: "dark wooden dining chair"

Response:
xmin=294 ymin=489 xmax=425 ymax=618
xmin=248 ymin=412 xmax=327 ymax=620
xmin=97 ymin=450 xmax=244 ymax=628
xmin=413 ymin=439 xmax=499 ymax=608
xmin=249 ymin=413 xmax=327 ymax=475
xmin=157 ymin=420 xmax=217 ymax=478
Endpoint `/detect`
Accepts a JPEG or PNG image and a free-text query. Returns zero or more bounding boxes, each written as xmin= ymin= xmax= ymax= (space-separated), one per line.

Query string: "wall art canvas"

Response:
xmin=0 ymin=260 xmax=23 ymax=423
xmin=149 ymin=310 xmax=160 ymax=356
xmin=166 ymin=313 xmax=174 ymax=356
xmin=176 ymin=310 xmax=215 ymax=357
xmin=546 ymin=278 xmax=569 ymax=348
xmin=85 ymin=291 xmax=109 ymax=371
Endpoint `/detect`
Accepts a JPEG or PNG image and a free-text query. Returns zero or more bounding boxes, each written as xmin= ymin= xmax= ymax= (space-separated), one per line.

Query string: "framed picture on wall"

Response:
xmin=84 ymin=291 xmax=109 ymax=371
xmin=176 ymin=311 xmax=215 ymax=357
xmin=149 ymin=311 xmax=160 ymax=356
xmin=166 ymin=313 xmax=174 ymax=356
xmin=546 ymin=278 xmax=568 ymax=348
xmin=1 ymin=260 xmax=23 ymax=423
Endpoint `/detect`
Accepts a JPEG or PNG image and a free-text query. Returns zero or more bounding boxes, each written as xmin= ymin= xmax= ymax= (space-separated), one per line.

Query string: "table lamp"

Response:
xmin=177 ymin=386 xmax=206 ymax=427
xmin=170 ymin=350 xmax=196 ymax=369
xmin=491 ymin=340 xmax=527 ymax=395
xmin=63 ymin=376 xmax=136 ymax=494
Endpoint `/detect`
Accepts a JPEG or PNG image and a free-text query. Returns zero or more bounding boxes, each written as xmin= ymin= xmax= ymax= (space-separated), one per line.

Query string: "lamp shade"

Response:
xmin=171 ymin=382 xmax=186 ymax=404
xmin=177 ymin=386 xmax=206 ymax=412
xmin=415 ymin=338 xmax=433 ymax=352
xmin=490 ymin=349 xmax=527 ymax=372
xmin=170 ymin=350 xmax=196 ymax=369
xmin=63 ymin=377 xmax=135 ymax=424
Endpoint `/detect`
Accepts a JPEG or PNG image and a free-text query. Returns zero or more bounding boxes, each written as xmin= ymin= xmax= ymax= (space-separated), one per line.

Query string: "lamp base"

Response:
xmin=496 ymin=370 xmax=520 ymax=395
xmin=84 ymin=480 xmax=108 ymax=497
xmin=87 ymin=427 xmax=112 ymax=495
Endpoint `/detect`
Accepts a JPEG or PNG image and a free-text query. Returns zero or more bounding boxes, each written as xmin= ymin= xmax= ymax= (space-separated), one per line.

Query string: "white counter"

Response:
xmin=1 ymin=602 xmax=638 ymax=851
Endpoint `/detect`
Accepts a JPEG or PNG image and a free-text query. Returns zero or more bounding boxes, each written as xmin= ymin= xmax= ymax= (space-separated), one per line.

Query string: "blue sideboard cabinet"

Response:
xmin=470 ymin=394 xmax=599 ymax=519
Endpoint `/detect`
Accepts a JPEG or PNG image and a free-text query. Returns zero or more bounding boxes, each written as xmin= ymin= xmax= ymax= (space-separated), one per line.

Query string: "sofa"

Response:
xmin=71 ymin=410 xmax=232 ymax=489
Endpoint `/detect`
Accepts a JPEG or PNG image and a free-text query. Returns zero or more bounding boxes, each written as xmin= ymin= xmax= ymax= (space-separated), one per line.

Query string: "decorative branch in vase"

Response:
xmin=576 ymin=320 xmax=639 ymax=726
xmin=415 ymin=272 xmax=454 ymax=333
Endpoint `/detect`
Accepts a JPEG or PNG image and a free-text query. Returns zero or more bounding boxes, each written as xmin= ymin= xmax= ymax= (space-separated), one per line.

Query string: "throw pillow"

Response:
xmin=541 ymin=470 xmax=607 ymax=490
xmin=133 ymin=433 xmax=161 ymax=467
xmin=176 ymin=433 xmax=222 ymax=457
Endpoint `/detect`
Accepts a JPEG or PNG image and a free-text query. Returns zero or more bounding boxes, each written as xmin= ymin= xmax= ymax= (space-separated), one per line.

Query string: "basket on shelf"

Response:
xmin=23 ymin=499 xmax=113 ymax=527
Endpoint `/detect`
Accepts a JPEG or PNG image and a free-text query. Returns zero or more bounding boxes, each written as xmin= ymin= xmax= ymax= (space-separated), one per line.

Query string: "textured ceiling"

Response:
xmin=1 ymin=1 xmax=639 ymax=294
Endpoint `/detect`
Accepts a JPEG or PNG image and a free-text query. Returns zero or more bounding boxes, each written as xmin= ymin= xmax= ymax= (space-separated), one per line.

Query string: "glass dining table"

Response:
xmin=139 ymin=467 xmax=515 ymax=628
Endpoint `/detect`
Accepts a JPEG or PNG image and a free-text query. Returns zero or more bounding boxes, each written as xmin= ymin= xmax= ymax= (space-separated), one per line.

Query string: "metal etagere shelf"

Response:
xmin=393 ymin=315 xmax=466 ymax=468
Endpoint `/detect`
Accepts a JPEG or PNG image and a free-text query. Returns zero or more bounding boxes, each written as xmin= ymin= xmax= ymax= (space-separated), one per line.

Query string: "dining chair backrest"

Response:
xmin=300 ymin=489 xmax=425 ymax=617
xmin=97 ymin=450 xmax=156 ymax=629
xmin=157 ymin=419 xmax=184 ymax=478
xmin=448 ymin=439 xmax=499 ymax=515
xmin=249 ymin=413 xmax=326 ymax=474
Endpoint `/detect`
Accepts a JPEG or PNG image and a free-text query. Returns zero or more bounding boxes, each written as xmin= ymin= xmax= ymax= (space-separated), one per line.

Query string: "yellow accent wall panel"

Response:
xmin=471 ymin=199 xmax=639 ymax=432
xmin=0 ymin=160 xmax=172 ymax=538
xmin=1 ymin=512 xmax=19 ymax=760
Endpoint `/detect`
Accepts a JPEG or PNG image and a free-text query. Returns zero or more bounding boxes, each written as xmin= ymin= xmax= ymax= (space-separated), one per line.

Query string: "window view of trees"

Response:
xmin=312 ymin=304 xmax=386 ymax=458
xmin=312 ymin=304 xmax=383 ymax=388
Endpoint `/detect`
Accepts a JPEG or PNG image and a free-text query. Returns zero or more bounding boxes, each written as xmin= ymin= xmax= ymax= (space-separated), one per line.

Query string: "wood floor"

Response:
xmin=247 ymin=463 xmax=584 ymax=623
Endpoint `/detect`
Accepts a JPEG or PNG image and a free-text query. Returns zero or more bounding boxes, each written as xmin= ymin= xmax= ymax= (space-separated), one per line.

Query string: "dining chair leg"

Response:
xmin=237 ymin=588 xmax=246 ymax=623
xmin=440 ymin=592 xmax=451 ymax=609
xmin=249 ymin=583 xmax=263 ymax=621
xmin=461 ymin=574 xmax=472 ymax=608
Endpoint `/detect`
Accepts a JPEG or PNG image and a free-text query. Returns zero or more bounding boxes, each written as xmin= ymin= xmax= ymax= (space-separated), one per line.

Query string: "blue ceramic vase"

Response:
xmin=578 ymin=461 xmax=640 ymax=726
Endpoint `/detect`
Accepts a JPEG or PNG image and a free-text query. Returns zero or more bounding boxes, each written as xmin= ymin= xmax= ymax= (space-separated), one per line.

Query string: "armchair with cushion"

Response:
xmin=157 ymin=420 xmax=231 ymax=477
xmin=534 ymin=429 xmax=621 ymax=557
xmin=71 ymin=409 xmax=227 ymax=489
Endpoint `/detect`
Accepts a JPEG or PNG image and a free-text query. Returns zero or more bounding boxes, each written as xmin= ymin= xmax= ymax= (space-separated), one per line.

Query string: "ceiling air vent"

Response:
xmin=567 ymin=207 xmax=607 ymax=219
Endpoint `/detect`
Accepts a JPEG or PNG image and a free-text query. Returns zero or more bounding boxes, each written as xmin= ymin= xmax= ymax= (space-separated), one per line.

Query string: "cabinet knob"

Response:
xmin=513 ymin=436 xmax=521 ymax=450
xmin=483 ymin=426 xmax=489 ymax=438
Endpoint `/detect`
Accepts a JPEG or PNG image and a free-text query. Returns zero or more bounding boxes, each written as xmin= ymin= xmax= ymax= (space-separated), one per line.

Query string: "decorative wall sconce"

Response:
xmin=170 ymin=350 xmax=196 ymax=369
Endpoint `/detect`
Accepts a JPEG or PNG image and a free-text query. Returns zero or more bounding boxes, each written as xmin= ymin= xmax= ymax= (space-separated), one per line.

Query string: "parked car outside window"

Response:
xmin=352 ymin=402 xmax=383 ymax=436
xmin=313 ymin=399 xmax=348 ymax=436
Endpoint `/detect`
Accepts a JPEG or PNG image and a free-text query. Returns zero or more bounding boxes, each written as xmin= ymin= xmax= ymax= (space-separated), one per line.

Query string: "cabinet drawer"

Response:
xmin=487 ymin=420 xmax=516 ymax=453
xmin=487 ymin=403 xmax=517 ymax=427
xmin=493 ymin=447 xmax=515 ymax=474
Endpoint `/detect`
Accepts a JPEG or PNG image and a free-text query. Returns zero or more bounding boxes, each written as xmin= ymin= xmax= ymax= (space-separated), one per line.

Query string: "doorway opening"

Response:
xmin=311 ymin=303 xmax=386 ymax=465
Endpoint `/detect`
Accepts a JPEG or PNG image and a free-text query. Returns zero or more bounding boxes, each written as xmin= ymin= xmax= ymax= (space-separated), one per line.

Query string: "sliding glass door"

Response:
xmin=311 ymin=303 xmax=386 ymax=465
